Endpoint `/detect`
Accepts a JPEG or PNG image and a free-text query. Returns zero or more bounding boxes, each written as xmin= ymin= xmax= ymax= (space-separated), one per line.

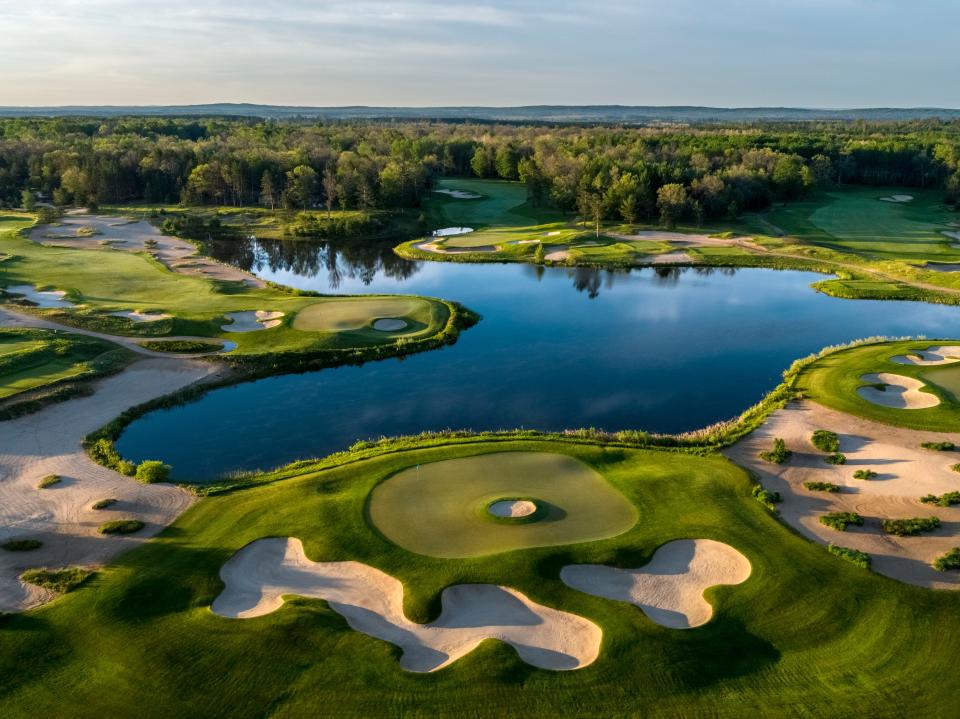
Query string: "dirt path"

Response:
xmin=0 ymin=356 xmax=218 ymax=612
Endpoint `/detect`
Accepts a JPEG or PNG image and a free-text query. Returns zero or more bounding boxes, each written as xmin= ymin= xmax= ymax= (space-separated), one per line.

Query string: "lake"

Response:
xmin=117 ymin=238 xmax=960 ymax=480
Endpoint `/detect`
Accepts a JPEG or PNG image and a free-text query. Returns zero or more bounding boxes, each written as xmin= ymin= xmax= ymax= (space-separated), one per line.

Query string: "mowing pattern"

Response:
xmin=212 ymin=537 xmax=602 ymax=672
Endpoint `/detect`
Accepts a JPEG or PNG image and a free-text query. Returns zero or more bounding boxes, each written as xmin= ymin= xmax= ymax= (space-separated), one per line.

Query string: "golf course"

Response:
xmin=2 ymin=117 xmax=960 ymax=719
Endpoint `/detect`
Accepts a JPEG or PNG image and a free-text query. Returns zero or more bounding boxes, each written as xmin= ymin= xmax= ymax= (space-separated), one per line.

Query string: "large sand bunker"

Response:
xmin=892 ymin=346 xmax=960 ymax=366
xmin=3 ymin=285 xmax=74 ymax=309
xmin=488 ymin=499 xmax=538 ymax=518
xmin=857 ymin=373 xmax=940 ymax=409
xmin=221 ymin=311 xmax=284 ymax=332
xmin=109 ymin=310 xmax=172 ymax=323
xmin=561 ymin=540 xmax=751 ymax=628
xmin=212 ymin=538 xmax=601 ymax=672
xmin=432 ymin=227 xmax=474 ymax=237
xmin=433 ymin=189 xmax=482 ymax=200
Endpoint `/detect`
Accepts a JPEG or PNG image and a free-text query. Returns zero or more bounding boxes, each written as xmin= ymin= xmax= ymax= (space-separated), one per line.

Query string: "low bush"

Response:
xmin=1 ymin=539 xmax=42 ymax=551
xmin=760 ymin=438 xmax=792 ymax=464
xmin=91 ymin=498 xmax=117 ymax=510
xmin=20 ymin=567 xmax=93 ymax=594
xmin=933 ymin=548 xmax=960 ymax=572
xmin=953 ymin=463 xmax=960 ymax=473
xmin=135 ymin=460 xmax=171 ymax=484
xmin=828 ymin=544 xmax=871 ymax=569
xmin=824 ymin=453 xmax=847 ymax=465
xmin=853 ymin=469 xmax=878 ymax=480
xmin=820 ymin=512 xmax=864 ymax=531
xmin=140 ymin=340 xmax=215 ymax=354
xmin=752 ymin=484 xmax=782 ymax=510
xmin=920 ymin=441 xmax=955 ymax=452
xmin=804 ymin=481 xmax=840 ymax=492
xmin=37 ymin=474 xmax=61 ymax=488
xmin=920 ymin=492 xmax=960 ymax=507
xmin=881 ymin=516 xmax=941 ymax=536
xmin=98 ymin=519 xmax=145 ymax=535
xmin=811 ymin=430 xmax=840 ymax=453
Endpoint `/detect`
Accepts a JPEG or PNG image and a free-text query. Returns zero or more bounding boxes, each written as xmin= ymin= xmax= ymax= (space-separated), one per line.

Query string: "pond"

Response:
xmin=116 ymin=238 xmax=960 ymax=480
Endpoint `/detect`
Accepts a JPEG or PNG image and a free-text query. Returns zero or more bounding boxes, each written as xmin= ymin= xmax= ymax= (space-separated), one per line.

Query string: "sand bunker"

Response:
xmin=892 ymin=346 xmax=960 ymax=366
xmin=857 ymin=373 xmax=940 ymax=409
xmin=923 ymin=263 xmax=960 ymax=273
xmin=545 ymin=250 xmax=569 ymax=262
xmin=488 ymin=500 xmax=537 ymax=518
xmin=3 ymin=285 xmax=74 ymax=309
xmin=879 ymin=195 xmax=914 ymax=203
xmin=431 ymin=227 xmax=474 ymax=238
xmin=212 ymin=538 xmax=601 ymax=672
xmin=561 ymin=540 xmax=750 ymax=629
xmin=109 ymin=310 xmax=172 ymax=323
xmin=372 ymin=318 xmax=408 ymax=332
xmin=433 ymin=189 xmax=482 ymax=200
xmin=221 ymin=311 xmax=284 ymax=333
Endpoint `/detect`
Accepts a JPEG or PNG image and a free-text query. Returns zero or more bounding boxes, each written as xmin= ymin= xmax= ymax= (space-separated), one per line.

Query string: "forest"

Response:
xmin=2 ymin=117 xmax=959 ymax=227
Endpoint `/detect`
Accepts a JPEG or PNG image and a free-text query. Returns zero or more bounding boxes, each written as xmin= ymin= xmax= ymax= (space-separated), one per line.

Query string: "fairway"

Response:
xmin=292 ymin=296 xmax=432 ymax=332
xmin=368 ymin=452 xmax=638 ymax=557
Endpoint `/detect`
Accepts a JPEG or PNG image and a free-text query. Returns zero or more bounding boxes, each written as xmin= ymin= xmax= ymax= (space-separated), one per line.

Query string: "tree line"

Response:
xmin=2 ymin=117 xmax=958 ymax=226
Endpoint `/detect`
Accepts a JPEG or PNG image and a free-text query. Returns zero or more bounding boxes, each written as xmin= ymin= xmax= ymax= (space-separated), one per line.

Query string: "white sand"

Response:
xmin=561 ymin=540 xmax=751 ymax=628
xmin=4 ymin=285 xmax=74 ymax=309
xmin=0 ymin=357 xmax=217 ymax=612
xmin=109 ymin=310 xmax=172 ymax=323
xmin=488 ymin=500 xmax=537 ymax=518
xmin=221 ymin=310 xmax=284 ymax=333
xmin=372 ymin=318 xmax=408 ymax=332
xmin=892 ymin=346 xmax=960 ymax=366
xmin=212 ymin=538 xmax=601 ymax=672
xmin=611 ymin=230 xmax=762 ymax=251
xmin=545 ymin=250 xmax=569 ymax=262
xmin=29 ymin=215 xmax=265 ymax=288
xmin=724 ymin=400 xmax=960 ymax=589
xmin=431 ymin=227 xmax=474 ymax=238
xmin=546 ymin=231 xmax=562 ymax=237
xmin=652 ymin=251 xmax=695 ymax=265
xmin=879 ymin=195 xmax=914 ymax=203
xmin=433 ymin=189 xmax=482 ymax=200
xmin=857 ymin=373 xmax=940 ymax=409
xmin=413 ymin=240 xmax=495 ymax=255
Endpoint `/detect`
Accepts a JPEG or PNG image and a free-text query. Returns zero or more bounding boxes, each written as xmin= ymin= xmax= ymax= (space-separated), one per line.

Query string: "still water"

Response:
xmin=117 ymin=239 xmax=960 ymax=480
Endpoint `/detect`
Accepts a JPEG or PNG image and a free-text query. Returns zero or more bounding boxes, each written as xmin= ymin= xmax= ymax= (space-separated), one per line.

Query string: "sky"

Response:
xmin=1 ymin=0 xmax=958 ymax=108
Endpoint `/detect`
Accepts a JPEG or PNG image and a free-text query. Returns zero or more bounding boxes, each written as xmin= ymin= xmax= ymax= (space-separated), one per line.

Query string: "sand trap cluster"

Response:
xmin=3 ymin=285 xmax=74 ymax=309
xmin=109 ymin=310 xmax=172 ymax=323
xmin=432 ymin=227 xmax=474 ymax=238
xmin=221 ymin=311 xmax=284 ymax=333
xmin=879 ymin=195 xmax=914 ymax=203
xmin=212 ymin=538 xmax=601 ymax=672
xmin=372 ymin=318 xmax=408 ymax=332
xmin=892 ymin=346 xmax=960 ymax=366
xmin=433 ymin=189 xmax=482 ymax=200
xmin=857 ymin=373 xmax=940 ymax=409
xmin=561 ymin=540 xmax=751 ymax=628
xmin=488 ymin=499 xmax=538 ymax=518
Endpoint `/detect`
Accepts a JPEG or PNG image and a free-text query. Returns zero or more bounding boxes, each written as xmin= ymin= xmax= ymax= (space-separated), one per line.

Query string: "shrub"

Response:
xmin=135 ymin=460 xmax=171 ymax=484
xmin=933 ymin=548 xmax=960 ymax=572
xmin=920 ymin=492 xmax=960 ymax=507
xmin=804 ymin=481 xmax=840 ymax=492
xmin=140 ymin=340 xmax=214 ymax=353
xmin=921 ymin=441 xmax=955 ymax=452
xmin=881 ymin=517 xmax=941 ymax=536
xmin=91 ymin=498 xmax=117 ymax=510
xmin=760 ymin=438 xmax=792 ymax=464
xmin=953 ymin=463 xmax=960 ymax=473
xmin=752 ymin=484 xmax=782 ymax=509
xmin=811 ymin=430 xmax=840 ymax=453
xmin=118 ymin=460 xmax=137 ymax=476
xmin=98 ymin=519 xmax=145 ymax=535
xmin=824 ymin=453 xmax=847 ymax=465
xmin=37 ymin=474 xmax=61 ymax=488
xmin=853 ymin=469 xmax=878 ymax=480
xmin=820 ymin=512 xmax=863 ymax=531
xmin=828 ymin=544 xmax=871 ymax=569
xmin=2 ymin=539 xmax=42 ymax=551
xmin=20 ymin=567 xmax=93 ymax=594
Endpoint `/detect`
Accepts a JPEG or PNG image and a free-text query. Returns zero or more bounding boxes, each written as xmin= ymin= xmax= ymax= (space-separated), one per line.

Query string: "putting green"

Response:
xmin=367 ymin=452 xmax=638 ymax=558
xmin=292 ymin=297 xmax=429 ymax=332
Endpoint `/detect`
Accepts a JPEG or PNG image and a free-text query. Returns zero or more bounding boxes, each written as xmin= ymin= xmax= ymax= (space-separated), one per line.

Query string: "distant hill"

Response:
xmin=0 ymin=104 xmax=958 ymax=122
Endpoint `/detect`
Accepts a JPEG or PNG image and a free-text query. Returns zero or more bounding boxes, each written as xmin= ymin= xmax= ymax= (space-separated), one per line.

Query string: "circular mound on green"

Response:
xmin=368 ymin=452 xmax=638 ymax=558
xmin=292 ymin=297 xmax=428 ymax=332
xmin=372 ymin=318 xmax=408 ymax=332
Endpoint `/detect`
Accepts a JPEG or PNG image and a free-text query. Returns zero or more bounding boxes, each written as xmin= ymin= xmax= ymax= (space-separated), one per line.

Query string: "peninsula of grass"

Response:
xmin=827 ymin=545 xmax=871 ymax=569
xmin=19 ymin=567 xmax=93 ymax=594
xmin=4 ymin=438 xmax=960 ymax=717
xmin=98 ymin=519 xmax=145 ymax=535
xmin=881 ymin=517 xmax=941 ymax=536
xmin=797 ymin=339 xmax=960 ymax=432
xmin=820 ymin=512 xmax=864 ymax=531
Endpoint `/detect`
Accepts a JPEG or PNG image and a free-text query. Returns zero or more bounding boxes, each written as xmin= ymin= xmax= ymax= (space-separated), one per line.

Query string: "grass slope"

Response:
xmin=1 ymin=440 xmax=959 ymax=717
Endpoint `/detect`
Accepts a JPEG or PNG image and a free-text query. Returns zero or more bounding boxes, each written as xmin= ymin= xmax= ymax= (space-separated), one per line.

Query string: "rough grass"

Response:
xmin=98 ymin=519 xmax=145 ymax=535
xmin=2 ymin=439 xmax=960 ymax=717
xmin=19 ymin=567 xmax=93 ymax=594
